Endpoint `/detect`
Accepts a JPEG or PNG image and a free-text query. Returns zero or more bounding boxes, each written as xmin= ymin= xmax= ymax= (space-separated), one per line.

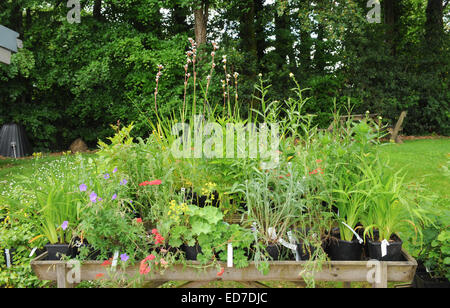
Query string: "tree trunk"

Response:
xmin=239 ymin=0 xmax=258 ymax=78
xmin=194 ymin=0 xmax=209 ymax=46
xmin=239 ymin=0 xmax=258 ymax=59
xmin=299 ymin=27 xmax=312 ymax=77
xmin=172 ymin=2 xmax=190 ymax=34
xmin=425 ymin=0 xmax=444 ymax=51
xmin=274 ymin=8 xmax=294 ymax=69
xmin=254 ymin=0 xmax=266 ymax=64
xmin=315 ymin=23 xmax=326 ymax=72
xmin=93 ymin=0 xmax=102 ymax=20
xmin=384 ymin=0 xmax=401 ymax=55
xmin=10 ymin=2 xmax=23 ymax=35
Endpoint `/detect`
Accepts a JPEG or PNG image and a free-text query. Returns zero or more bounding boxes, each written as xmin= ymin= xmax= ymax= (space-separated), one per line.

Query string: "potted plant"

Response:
xmin=167 ymin=200 xmax=225 ymax=261
xmin=360 ymin=156 xmax=429 ymax=261
xmin=314 ymin=160 xmax=366 ymax=261
xmin=243 ymin=173 xmax=300 ymax=261
xmin=411 ymin=220 xmax=450 ymax=288
xmin=29 ymin=183 xmax=83 ymax=260
xmin=78 ymin=203 xmax=150 ymax=262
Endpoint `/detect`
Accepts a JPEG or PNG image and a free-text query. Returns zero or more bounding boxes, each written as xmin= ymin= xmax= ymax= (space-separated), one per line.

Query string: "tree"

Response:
xmin=193 ymin=0 xmax=210 ymax=46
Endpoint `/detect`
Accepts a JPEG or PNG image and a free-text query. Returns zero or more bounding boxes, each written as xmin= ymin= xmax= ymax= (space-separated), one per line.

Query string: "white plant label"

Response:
xmin=227 ymin=243 xmax=233 ymax=268
xmin=287 ymin=231 xmax=300 ymax=261
xmin=5 ymin=249 xmax=11 ymax=268
xmin=111 ymin=250 xmax=119 ymax=270
xmin=381 ymin=239 xmax=390 ymax=257
xmin=341 ymin=221 xmax=363 ymax=244
xmin=268 ymin=227 xmax=277 ymax=240
xmin=29 ymin=247 xmax=37 ymax=258
xmin=278 ymin=238 xmax=297 ymax=251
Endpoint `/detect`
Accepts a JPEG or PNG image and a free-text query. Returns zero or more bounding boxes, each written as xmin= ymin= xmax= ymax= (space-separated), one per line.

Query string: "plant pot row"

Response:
xmin=411 ymin=261 xmax=450 ymax=288
xmin=41 ymin=230 xmax=403 ymax=262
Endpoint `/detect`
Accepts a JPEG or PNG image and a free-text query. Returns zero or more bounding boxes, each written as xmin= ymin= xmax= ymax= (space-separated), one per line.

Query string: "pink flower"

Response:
xmin=145 ymin=254 xmax=156 ymax=261
xmin=139 ymin=180 xmax=162 ymax=186
xmin=139 ymin=260 xmax=150 ymax=275
xmin=136 ymin=218 xmax=143 ymax=223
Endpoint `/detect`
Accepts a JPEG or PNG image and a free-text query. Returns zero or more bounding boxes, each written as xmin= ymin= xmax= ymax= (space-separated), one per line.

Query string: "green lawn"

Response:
xmin=378 ymin=138 xmax=450 ymax=200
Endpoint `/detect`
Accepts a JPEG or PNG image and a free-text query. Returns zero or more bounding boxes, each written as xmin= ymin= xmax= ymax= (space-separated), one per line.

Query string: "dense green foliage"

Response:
xmin=0 ymin=0 xmax=449 ymax=151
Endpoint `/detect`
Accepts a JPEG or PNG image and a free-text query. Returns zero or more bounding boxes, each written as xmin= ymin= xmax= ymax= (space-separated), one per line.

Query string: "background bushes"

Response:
xmin=0 ymin=0 xmax=448 ymax=151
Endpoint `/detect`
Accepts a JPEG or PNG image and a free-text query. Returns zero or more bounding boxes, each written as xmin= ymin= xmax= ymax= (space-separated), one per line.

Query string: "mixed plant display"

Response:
xmin=0 ymin=40 xmax=439 ymax=288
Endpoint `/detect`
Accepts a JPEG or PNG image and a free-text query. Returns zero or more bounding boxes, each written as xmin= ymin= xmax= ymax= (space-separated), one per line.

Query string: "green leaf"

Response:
xmin=190 ymin=218 xmax=212 ymax=235
xmin=443 ymin=257 xmax=450 ymax=265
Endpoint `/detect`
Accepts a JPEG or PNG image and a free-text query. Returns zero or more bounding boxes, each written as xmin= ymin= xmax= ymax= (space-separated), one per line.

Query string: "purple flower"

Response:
xmin=90 ymin=192 xmax=98 ymax=203
xmin=120 ymin=253 xmax=129 ymax=262
xmin=79 ymin=184 xmax=87 ymax=192
xmin=104 ymin=174 xmax=110 ymax=180
xmin=120 ymin=179 xmax=128 ymax=186
xmin=61 ymin=221 xmax=69 ymax=231
xmin=112 ymin=194 xmax=117 ymax=200
xmin=113 ymin=167 xmax=118 ymax=173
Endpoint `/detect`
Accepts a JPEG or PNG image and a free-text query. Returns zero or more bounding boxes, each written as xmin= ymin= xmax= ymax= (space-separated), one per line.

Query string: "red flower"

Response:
xmin=139 ymin=254 xmax=156 ymax=275
xmin=217 ymin=267 xmax=225 ymax=277
xmin=136 ymin=218 xmax=143 ymax=223
xmin=139 ymin=180 xmax=162 ymax=186
xmin=309 ymin=168 xmax=324 ymax=175
xmin=95 ymin=273 xmax=105 ymax=279
xmin=148 ymin=180 xmax=162 ymax=186
xmin=101 ymin=259 xmax=112 ymax=267
xmin=316 ymin=159 xmax=323 ymax=163
xmin=144 ymin=254 xmax=156 ymax=261
xmin=155 ymin=234 xmax=165 ymax=245
xmin=139 ymin=260 xmax=150 ymax=275
xmin=151 ymin=229 xmax=159 ymax=235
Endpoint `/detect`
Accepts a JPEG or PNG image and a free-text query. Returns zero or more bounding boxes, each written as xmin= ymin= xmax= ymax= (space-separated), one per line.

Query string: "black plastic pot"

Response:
xmin=266 ymin=244 xmax=281 ymax=260
xmin=45 ymin=243 xmax=72 ymax=260
xmin=31 ymin=248 xmax=46 ymax=258
xmin=366 ymin=234 xmax=403 ymax=261
xmin=155 ymin=244 xmax=179 ymax=256
xmin=182 ymin=244 xmax=202 ymax=260
xmin=69 ymin=237 xmax=100 ymax=260
xmin=182 ymin=189 xmax=220 ymax=208
xmin=327 ymin=238 xmax=362 ymax=261
xmin=296 ymin=242 xmax=316 ymax=261
xmin=413 ymin=272 xmax=450 ymax=288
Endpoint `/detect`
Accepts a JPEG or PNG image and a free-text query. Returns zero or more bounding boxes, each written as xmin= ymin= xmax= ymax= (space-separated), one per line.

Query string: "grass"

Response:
xmin=378 ymin=138 xmax=449 ymax=200
xmin=0 ymin=153 xmax=96 ymax=195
